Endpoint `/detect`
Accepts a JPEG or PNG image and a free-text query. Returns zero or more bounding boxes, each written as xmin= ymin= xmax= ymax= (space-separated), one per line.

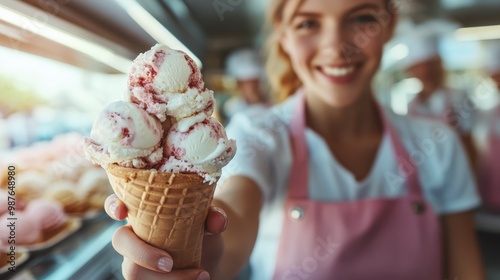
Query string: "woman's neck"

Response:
xmin=304 ymin=91 xmax=383 ymax=141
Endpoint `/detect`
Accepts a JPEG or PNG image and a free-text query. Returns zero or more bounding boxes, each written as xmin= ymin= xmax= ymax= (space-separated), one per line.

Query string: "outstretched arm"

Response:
xmin=211 ymin=175 xmax=263 ymax=279
xmin=440 ymin=210 xmax=485 ymax=280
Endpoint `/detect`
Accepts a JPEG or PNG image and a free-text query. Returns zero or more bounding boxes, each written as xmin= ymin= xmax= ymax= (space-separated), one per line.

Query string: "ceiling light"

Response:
xmin=0 ymin=21 xmax=26 ymax=42
xmin=0 ymin=0 xmax=132 ymax=73
xmin=455 ymin=25 xmax=500 ymax=41
xmin=114 ymin=0 xmax=202 ymax=68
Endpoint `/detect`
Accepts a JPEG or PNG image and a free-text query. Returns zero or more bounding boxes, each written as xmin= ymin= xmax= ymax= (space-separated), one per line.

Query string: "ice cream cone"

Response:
xmin=105 ymin=164 xmax=216 ymax=269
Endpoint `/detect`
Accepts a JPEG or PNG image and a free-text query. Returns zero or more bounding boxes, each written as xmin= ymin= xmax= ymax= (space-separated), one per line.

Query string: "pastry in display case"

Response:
xmin=1 ymin=133 xmax=113 ymax=220
xmin=0 ymin=198 xmax=81 ymax=252
xmin=0 ymin=133 xmax=122 ymax=278
xmin=0 ymin=134 xmax=112 ymax=255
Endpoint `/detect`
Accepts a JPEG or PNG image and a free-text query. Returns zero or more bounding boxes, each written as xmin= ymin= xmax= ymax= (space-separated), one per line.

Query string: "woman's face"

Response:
xmin=280 ymin=0 xmax=396 ymax=107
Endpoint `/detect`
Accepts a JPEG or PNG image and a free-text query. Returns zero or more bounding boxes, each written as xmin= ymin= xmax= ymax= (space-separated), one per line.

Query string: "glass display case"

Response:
xmin=2 ymin=216 xmax=125 ymax=280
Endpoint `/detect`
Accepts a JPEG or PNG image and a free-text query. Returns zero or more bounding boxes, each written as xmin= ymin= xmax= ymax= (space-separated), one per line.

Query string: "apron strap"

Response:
xmin=379 ymin=105 xmax=423 ymax=199
xmin=486 ymin=105 xmax=500 ymax=139
xmin=288 ymin=90 xmax=309 ymax=198
xmin=288 ymin=90 xmax=423 ymax=200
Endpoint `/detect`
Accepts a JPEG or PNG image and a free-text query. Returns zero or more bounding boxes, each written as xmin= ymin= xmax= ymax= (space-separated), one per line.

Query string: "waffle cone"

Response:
xmin=105 ymin=164 xmax=216 ymax=269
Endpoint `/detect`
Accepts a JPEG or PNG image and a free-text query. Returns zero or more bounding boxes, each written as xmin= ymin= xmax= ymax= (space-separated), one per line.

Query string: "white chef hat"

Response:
xmin=484 ymin=40 xmax=500 ymax=74
xmin=225 ymin=48 xmax=263 ymax=81
xmin=394 ymin=19 xmax=459 ymax=70
xmin=399 ymin=29 xmax=440 ymax=70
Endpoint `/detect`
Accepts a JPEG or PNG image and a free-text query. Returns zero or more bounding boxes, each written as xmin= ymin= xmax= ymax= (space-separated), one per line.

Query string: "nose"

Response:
xmin=319 ymin=23 xmax=358 ymax=62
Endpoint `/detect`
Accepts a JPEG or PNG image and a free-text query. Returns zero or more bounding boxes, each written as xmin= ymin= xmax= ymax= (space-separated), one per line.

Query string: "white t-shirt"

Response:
xmin=409 ymin=88 xmax=476 ymax=134
xmin=219 ymin=94 xmax=480 ymax=280
xmin=223 ymin=96 xmax=268 ymax=120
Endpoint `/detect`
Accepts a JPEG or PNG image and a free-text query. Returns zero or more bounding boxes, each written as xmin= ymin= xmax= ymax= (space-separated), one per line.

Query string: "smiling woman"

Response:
xmin=221 ymin=0 xmax=484 ymax=279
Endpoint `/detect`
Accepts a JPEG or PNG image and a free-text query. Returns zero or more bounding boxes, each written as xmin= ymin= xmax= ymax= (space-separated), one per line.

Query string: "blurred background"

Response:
xmin=0 ymin=0 xmax=499 ymax=279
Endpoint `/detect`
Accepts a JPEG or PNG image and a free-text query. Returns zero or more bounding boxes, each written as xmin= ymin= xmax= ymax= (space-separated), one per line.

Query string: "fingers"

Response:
xmin=200 ymin=233 xmax=224 ymax=270
xmin=201 ymin=207 xmax=226 ymax=269
xmin=112 ymin=225 xmax=176 ymax=272
xmin=109 ymin=202 xmax=224 ymax=279
xmin=205 ymin=207 xmax=228 ymax=235
xmin=104 ymin=194 xmax=128 ymax=220
xmin=122 ymin=258 xmax=210 ymax=280
xmin=114 ymin=226 xmax=212 ymax=279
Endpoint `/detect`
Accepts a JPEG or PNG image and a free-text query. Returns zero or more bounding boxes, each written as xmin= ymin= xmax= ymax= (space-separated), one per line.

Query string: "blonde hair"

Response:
xmin=264 ymin=0 xmax=304 ymax=103
xmin=263 ymin=0 xmax=395 ymax=103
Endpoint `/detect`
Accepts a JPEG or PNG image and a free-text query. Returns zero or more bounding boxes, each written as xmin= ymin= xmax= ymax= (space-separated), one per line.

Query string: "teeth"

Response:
xmin=322 ymin=66 xmax=354 ymax=77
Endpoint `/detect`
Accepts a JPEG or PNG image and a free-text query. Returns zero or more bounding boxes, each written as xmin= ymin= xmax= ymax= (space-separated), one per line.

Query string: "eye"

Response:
xmin=296 ymin=19 xmax=318 ymax=30
xmin=352 ymin=14 xmax=377 ymax=23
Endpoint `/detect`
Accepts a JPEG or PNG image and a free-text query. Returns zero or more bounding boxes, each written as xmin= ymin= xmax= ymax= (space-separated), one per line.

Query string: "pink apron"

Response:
xmin=273 ymin=94 xmax=442 ymax=280
xmin=480 ymin=106 xmax=500 ymax=210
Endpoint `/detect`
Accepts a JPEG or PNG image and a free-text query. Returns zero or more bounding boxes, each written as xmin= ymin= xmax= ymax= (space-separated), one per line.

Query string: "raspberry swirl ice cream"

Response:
xmin=83 ymin=101 xmax=164 ymax=169
xmin=83 ymin=44 xmax=236 ymax=183
xmin=126 ymin=44 xmax=214 ymax=122
xmin=161 ymin=112 xmax=235 ymax=175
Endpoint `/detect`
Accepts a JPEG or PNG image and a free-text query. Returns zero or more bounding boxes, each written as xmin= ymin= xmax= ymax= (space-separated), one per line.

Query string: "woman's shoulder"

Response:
xmin=387 ymin=107 xmax=473 ymax=193
xmin=385 ymin=108 xmax=455 ymax=141
xmin=384 ymin=108 xmax=480 ymax=214
xmin=226 ymin=97 xmax=295 ymax=134
xmin=220 ymin=100 xmax=295 ymax=195
xmin=384 ymin=108 xmax=463 ymax=171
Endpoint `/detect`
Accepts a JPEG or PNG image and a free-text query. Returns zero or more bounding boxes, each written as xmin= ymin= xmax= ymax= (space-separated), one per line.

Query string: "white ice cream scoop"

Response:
xmin=163 ymin=112 xmax=236 ymax=174
xmin=83 ymin=101 xmax=163 ymax=166
xmin=127 ymin=44 xmax=211 ymax=121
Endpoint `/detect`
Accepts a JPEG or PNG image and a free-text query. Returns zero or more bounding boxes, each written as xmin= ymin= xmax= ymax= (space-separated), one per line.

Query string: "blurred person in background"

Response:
xmin=223 ymin=48 xmax=269 ymax=119
xmin=478 ymin=40 xmax=500 ymax=211
xmin=402 ymin=28 xmax=478 ymax=171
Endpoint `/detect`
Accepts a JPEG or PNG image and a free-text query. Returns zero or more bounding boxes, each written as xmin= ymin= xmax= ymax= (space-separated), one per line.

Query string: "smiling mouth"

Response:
xmin=321 ymin=65 xmax=355 ymax=77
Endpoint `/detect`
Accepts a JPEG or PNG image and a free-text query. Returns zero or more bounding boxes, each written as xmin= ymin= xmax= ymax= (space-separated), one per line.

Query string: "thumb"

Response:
xmin=104 ymin=194 xmax=128 ymax=220
xmin=205 ymin=206 xmax=227 ymax=235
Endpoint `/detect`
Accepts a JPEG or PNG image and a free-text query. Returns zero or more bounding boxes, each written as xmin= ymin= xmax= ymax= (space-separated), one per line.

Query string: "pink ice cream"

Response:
xmin=25 ymin=199 xmax=68 ymax=232
xmin=83 ymin=44 xmax=236 ymax=182
xmin=0 ymin=212 xmax=41 ymax=245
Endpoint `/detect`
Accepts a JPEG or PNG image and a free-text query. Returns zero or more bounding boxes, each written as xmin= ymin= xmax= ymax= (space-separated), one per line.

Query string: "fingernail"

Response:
xmin=109 ymin=202 xmax=118 ymax=218
xmin=157 ymin=257 xmax=173 ymax=272
xmin=197 ymin=271 xmax=210 ymax=280
xmin=212 ymin=207 xmax=228 ymax=231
